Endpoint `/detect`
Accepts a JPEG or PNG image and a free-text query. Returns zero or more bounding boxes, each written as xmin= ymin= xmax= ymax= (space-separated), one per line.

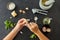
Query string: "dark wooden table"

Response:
xmin=0 ymin=0 xmax=60 ymax=40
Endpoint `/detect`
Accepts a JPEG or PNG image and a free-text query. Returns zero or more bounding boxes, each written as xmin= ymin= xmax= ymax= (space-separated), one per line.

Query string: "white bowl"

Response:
xmin=39 ymin=0 xmax=55 ymax=10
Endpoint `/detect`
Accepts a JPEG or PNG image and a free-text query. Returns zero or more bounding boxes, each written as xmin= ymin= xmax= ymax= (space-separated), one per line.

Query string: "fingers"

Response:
xmin=25 ymin=23 xmax=31 ymax=28
xmin=26 ymin=22 xmax=38 ymax=29
xmin=25 ymin=22 xmax=34 ymax=30
xmin=30 ymin=22 xmax=38 ymax=27
xmin=30 ymin=22 xmax=35 ymax=28
xmin=16 ymin=18 xmax=28 ymax=27
xmin=18 ymin=18 xmax=26 ymax=23
xmin=17 ymin=18 xmax=38 ymax=30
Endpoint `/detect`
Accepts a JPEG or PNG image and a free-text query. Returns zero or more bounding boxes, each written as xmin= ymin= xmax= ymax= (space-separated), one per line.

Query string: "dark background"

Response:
xmin=0 ymin=0 xmax=60 ymax=40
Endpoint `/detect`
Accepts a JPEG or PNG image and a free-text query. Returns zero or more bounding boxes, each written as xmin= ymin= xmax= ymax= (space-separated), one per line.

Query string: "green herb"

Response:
xmin=4 ymin=20 xmax=15 ymax=30
xmin=30 ymin=34 xmax=36 ymax=39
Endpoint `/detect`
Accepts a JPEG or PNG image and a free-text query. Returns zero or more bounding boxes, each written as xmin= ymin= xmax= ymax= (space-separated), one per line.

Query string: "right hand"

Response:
xmin=25 ymin=22 xmax=39 ymax=33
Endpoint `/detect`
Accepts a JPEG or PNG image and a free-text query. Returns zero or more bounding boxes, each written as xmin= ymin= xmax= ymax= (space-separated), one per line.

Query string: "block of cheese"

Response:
xmin=11 ymin=11 xmax=17 ymax=17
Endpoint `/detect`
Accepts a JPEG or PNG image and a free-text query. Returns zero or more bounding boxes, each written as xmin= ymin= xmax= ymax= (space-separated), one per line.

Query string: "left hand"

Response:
xmin=16 ymin=18 xmax=28 ymax=28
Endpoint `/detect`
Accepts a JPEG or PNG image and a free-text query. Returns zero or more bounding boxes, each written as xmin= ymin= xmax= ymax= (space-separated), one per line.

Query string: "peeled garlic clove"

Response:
xmin=23 ymin=10 xmax=26 ymax=14
xmin=19 ymin=10 xmax=23 ymax=13
xmin=34 ymin=16 xmax=38 ymax=21
xmin=34 ymin=16 xmax=38 ymax=23
xmin=46 ymin=28 xmax=51 ymax=32
xmin=25 ymin=7 xmax=29 ymax=10
xmin=20 ymin=31 xmax=23 ymax=34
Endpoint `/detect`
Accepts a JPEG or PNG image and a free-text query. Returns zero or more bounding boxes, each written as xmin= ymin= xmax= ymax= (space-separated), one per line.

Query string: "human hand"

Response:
xmin=3 ymin=18 xmax=28 ymax=40
xmin=25 ymin=22 xmax=39 ymax=33
xmin=25 ymin=22 xmax=49 ymax=40
xmin=16 ymin=18 xmax=28 ymax=28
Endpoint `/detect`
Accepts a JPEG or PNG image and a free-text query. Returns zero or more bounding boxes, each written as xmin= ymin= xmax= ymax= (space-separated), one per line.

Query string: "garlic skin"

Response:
xmin=39 ymin=0 xmax=55 ymax=10
xmin=34 ymin=16 xmax=38 ymax=23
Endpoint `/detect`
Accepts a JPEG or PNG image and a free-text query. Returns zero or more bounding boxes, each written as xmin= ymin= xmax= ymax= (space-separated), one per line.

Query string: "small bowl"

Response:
xmin=7 ymin=2 xmax=16 ymax=10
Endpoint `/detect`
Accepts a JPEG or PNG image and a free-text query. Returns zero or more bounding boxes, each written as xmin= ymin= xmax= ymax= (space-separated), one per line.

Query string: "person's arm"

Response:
xmin=26 ymin=22 xmax=49 ymax=40
xmin=35 ymin=29 xmax=49 ymax=40
xmin=3 ymin=18 xmax=27 ymax=40
xmin=3 ymin=25 xmax=23 ymax=40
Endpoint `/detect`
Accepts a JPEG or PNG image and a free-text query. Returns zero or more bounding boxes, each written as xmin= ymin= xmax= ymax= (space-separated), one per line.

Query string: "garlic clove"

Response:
xmin=46 ymin=28 xmax=51 ymax=32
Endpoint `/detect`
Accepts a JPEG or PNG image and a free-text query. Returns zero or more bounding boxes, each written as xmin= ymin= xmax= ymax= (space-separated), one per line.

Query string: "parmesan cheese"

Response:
xmin=11 ymin=11 xmax=17 ymax=17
